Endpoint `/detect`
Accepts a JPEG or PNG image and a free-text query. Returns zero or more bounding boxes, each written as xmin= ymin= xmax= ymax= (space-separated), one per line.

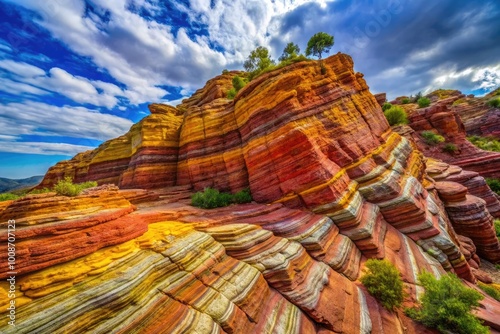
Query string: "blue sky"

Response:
xmin=0 ymin=0 xmax=499 ymax=179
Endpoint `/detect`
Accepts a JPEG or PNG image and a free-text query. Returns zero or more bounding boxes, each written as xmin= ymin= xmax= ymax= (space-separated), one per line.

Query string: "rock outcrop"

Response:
xmin=4 ymin=55 xmax=500 ymax=333
xmin=393 ymin=97 xmax=500 ymax=179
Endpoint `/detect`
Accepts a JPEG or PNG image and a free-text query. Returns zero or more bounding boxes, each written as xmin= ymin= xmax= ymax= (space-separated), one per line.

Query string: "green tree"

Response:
xmin=279 ymin=42 xmax=300 ymax=62
xmin=406 ymin=272 xmax=488 ymax=334
xmin=360 ymin=259 xmax=404 ymax=310
xmin=305 ymin=32 xmax=334 ymax=59
xmin=243 ymin=46 xmax=275 ymax=73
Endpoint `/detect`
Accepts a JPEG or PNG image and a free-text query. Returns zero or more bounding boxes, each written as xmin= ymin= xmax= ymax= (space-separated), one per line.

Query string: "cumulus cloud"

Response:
xmin=0 ymin=141 xmax=95 ymax=156
xmin=0 ymin=101 xmax=133 ymax=141
xmin=0 ymin=60 xmax=123 ymax=108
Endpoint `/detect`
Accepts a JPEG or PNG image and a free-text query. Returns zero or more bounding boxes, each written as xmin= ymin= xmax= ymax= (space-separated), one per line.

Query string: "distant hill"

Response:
xmin=0 ymin=175 xmax=44 ymax=193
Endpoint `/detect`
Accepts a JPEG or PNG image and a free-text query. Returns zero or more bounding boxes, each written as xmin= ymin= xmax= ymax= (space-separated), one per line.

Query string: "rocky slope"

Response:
xmin=3 ymin=54 xmax=500 ymax=333
xmin=388 ymin=93 xmax=500 ymax=179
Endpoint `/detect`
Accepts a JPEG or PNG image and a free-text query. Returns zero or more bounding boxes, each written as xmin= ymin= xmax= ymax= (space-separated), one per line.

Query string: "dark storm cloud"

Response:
xmin=276 ymin=0 xmax=500 ymax=98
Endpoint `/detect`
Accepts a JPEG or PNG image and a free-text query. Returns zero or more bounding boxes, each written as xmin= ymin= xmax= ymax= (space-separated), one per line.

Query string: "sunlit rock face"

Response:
xmin=6 ymin=54 xmax=500 ymax=333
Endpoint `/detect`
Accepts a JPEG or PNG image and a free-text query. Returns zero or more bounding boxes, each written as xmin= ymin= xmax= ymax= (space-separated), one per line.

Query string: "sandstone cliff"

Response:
xmin=3 ymin=54 xmax=500 ymax=333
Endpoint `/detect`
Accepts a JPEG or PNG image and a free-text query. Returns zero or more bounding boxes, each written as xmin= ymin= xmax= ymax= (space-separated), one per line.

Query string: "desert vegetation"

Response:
xmin=421 ymin=131 xmax=445 ymax=145
xmin=384 ymin=106 xmax=408 ymax=126
xmin=191 ymin=187 xmax=252 ymax=209
xmin=406 ymin=272 xmax=488 ymax=334
xmin=467 ymin=135 xmax=500 ymax=152
xmin=360 ymin=259 xmax=404 ymax=311
xmin=0 ymin=177 xmax=97 ymax=200
xmin=417 ymin=97 xmax=431 ymax=108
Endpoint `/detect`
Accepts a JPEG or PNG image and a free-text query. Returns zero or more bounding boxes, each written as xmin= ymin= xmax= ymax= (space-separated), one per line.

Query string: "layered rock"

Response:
xmin=4 ymin=55 xmax=500 ymax=333
xmin=394 ymin=98 xmax=500 ymax=179
xmin=38 ymin=105 xmax=183 ymax=189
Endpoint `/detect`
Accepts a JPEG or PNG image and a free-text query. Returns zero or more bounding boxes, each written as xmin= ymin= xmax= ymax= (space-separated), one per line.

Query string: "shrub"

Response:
xmin=494 ymin=219 xmax=500 ymax=240
xmin=406 ymin=272 xmax=488 ymax=334
xmin=0 ymin=193 xmax=20 ymax=202
xmin=443 ymin=143 xmax=457 ymax=153
xmin=222 ymin=69 xmax=229 ymax=74
xmin=191 ymin=187 xmax=253 ymax=209
xmin=232 ymin=188 xmax=252 ymax=204
xmin=478 ymin=282 xmax=500 ymax=301
xmin=468 ymin=135 xmax=500 ymax=152
xmin=29 ymin=188 xmax=52 ymax=194
xmin=53 ymin=177 xmax=97 ymax=197
xmin=227 ymin=88 xmax=237 ymax=99
xmin=360 ymin=259 xmax=404 ymax=310
xmin=487 ymin=179 xmax=500 ymax=195
xmin=421 ymin=131 xmax=445 ymax=145
xmin=488 ymin=98 xmax=500 ymax=108
xmin=382 ymin=102 xmax=392 ymax=111
xmin=232 ymin=75 xmax=246 ymax=92
xmin=191 ymin=188 xmax=232 ymax=209
xmin=401 ymin=97 xmax=410 ymax=104
xmin=384 ymin=106 xmax=408 ymax=126
xmin=417 ymin=97 xmax=431 ymax=108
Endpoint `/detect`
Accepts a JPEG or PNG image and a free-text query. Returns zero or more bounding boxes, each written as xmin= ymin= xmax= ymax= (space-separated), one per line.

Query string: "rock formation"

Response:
xmin=3 ymin=54 xmax=500 ymax=333
xmin=391 ymin=96 xmax=500 ymax=179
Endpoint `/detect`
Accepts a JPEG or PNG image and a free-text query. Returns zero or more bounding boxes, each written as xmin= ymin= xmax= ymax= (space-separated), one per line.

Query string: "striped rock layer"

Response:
xmin=8 ymin=54 xmax=500 ymax=332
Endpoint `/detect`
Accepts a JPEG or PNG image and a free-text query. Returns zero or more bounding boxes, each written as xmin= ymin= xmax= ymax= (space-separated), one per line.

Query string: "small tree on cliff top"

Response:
xmin=279 ymin=42 xmax=301 ymax=62
xmin=243 ymin=46 xmax=275 ymax=74
xmin=305 ymin=32 xmax=334 ymax=59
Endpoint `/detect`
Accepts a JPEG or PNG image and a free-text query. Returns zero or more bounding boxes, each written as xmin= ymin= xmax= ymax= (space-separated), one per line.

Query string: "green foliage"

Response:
xmin=487 ymin=179 xmax=500 ymax=196
xmin=227 ymin=87 xmax=237 ymax=99
xmin=244 ymin=46 xmax=275 ymax=77
xmin=29 ymin=188 xmax=52 ymax=194
xmin=417 ymin=97 xmax=431 ymax=108
xmin=382 ymin=102 xmax=392 ymax=111
xmin=401 ymin=97 xmax=410 ymax=104
xmin=222 ymin=69 xmax=229 ymax=74
xmin=232 ymin=188 xmax=252 ymax=204
xmin=406 ymin=272 xmax=488 ymax=334
xmin=53 ymin=177 xmax=97 ymax=197
xmin=384 ymin=106 xmax=408 ymax=126
xmin=478 ymin=282 xmax=500 ymax=301
xmin=496 ymin=264 xmax=500 ymax=270
xmin=360 ymin=259 xmax=404 ymax=310
xmin=232 ymin=75 xmax=246 ymax=92
xmin=443 ymin=143 xmax=457 ymax=153
xmin=467 ymin=135 xmax=500 ymax=152
xmin=191 ymin=187 xmax=253 ymax=209
xmin=279 ymin=42 xmax=301 ymax=62
xmin=305 ymin=32 xmax=334 ymax=59
xmin=421 ymin=131 xmax=445 ymax=145
xmin=494 ymin=219 xmax=500 ymax=240
xmin=487 ymin=98 xmax=500 ymax=108
xmin=0 ymin=193 xmax=20 ymax=201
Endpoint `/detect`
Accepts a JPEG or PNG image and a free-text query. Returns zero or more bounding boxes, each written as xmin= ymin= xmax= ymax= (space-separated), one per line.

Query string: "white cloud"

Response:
xmin=428 ymin=65 xmax=500 ymax=95
xmin=0 ymin=59 xmax=45 ymax=77
xmin=0 ymin=141 xmax=95 ymax=156
xmin=0 ymin=60 xmax=123 ymax=108
xmin=0 ymin=101 xmax=133 ymax=141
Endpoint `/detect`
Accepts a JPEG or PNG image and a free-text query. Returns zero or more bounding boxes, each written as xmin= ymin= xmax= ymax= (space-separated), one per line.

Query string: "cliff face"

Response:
xmin=3 ymin=54 xmax=500 ymax=333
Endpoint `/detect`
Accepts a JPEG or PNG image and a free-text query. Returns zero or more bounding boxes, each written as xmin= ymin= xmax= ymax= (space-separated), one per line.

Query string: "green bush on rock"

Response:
xmin=384 ymin=106 xmax=408 ymax=126
xmin=0 ymin=193 xmax=20 ymax=202
xmin=191 ymin=187 xmax=253 ymax=209
xmin=405 ymin=272 xmax=488 ymax=334
xmin=360 ymin=259 xmax=404 ymax=311
xmin=417 ymin=97 xmax=431 ymax=108
xmin=53 ymin=177 xmax=97 ymax=197
xmin=421 ymin=131 xmax=445 ymax=145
